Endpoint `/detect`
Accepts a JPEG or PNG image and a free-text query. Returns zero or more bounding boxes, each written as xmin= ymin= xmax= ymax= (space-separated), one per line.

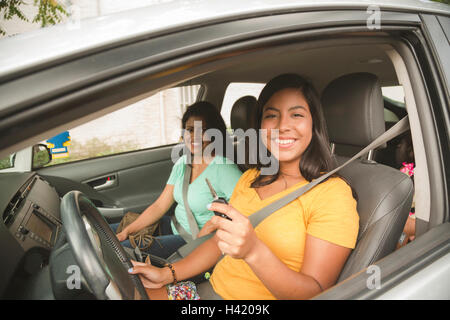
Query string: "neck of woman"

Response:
xmin=278 ymin=160 xmax=303 ymax=179
xmin=191 ymin=153 xmax=215 ymax=166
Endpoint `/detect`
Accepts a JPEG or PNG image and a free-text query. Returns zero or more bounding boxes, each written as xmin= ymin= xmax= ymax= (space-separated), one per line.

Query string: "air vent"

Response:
xmin=3 ymin=177 xmax=36 ymax=226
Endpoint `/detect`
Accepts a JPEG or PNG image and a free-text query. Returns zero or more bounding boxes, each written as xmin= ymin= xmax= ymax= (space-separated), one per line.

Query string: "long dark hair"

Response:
xmin=181 ymin=101 xmax=231 ymax=159
xmin=250 ymin=74 xmax=335 ymax=187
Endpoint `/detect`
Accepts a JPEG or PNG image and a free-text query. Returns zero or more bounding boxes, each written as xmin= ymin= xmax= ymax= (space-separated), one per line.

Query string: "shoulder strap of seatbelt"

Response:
xmin=172 ymin=162 xmax=200 ymax=241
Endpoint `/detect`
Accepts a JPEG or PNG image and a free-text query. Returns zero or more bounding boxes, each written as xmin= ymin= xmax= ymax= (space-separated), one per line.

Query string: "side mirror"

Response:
xmin=32 ymin=144 xmax=52 ymax=169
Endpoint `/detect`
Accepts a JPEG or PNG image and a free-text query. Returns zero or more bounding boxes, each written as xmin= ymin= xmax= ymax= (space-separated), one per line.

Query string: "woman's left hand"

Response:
xmin=128 ymin=260 xmax=172 ymax=289
xmin=207 ymin=202 xmax=260 ymax=261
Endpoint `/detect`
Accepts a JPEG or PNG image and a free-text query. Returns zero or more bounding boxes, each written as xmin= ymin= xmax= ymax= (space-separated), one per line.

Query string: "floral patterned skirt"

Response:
xmin=166 ymin=281 xmax=200 ymax=300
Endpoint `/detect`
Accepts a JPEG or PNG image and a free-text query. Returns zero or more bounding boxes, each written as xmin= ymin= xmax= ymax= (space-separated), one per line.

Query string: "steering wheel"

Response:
xmin=60 ymin=190 xmax=149 ymax=300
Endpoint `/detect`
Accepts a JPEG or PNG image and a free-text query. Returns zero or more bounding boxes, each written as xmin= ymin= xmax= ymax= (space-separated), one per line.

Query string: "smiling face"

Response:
xmin=183 ymin=116 xmax=207 ymax=155
xmin=260 ymin=88 xmax=313 ymax=166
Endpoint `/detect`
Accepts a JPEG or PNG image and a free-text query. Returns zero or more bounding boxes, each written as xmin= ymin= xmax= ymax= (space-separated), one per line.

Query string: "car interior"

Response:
xmin=0 ymin=32 xmax=435 ymax=299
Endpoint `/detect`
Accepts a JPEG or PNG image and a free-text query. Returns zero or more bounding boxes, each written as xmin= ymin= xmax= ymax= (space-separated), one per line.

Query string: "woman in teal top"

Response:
xmin=168 ymin=154 xmax=241 ymax=236
xmin=113 ymin=101 xmax=242 ymax=258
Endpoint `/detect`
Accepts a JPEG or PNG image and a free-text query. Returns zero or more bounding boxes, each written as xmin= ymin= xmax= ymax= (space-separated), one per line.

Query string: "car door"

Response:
xmin=316 ymin=10 xmax=450 ymax=300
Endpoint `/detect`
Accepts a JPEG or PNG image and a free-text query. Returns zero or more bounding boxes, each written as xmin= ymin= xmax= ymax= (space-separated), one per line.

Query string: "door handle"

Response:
xmin=85 ymin=174 xmax=118 ymax=191
xmin=93 ymin=179 xmax=116 ymax=190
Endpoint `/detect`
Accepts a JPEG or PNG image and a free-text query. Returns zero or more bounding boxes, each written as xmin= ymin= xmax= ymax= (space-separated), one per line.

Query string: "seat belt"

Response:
xmin=167 ymin=116 xmax=410 ymax=262
xmin=171 ymin=162 xmax=200 ymax=241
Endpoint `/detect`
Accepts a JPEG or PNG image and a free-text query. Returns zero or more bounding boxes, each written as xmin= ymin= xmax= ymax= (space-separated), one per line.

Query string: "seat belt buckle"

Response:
xmin=134 ymin=246 xmax=144 ymax=263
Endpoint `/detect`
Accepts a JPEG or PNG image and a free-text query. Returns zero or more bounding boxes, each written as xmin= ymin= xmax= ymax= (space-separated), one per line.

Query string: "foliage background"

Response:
xmin=0 ymin=0 xmax=67 ymax=36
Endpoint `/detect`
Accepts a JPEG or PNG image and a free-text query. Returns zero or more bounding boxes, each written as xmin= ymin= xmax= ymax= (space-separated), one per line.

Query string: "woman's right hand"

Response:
xmin=208 ymin=202 xmax=260 ymax=262
xmin=128 ymin=260 xmax=173 ymax=289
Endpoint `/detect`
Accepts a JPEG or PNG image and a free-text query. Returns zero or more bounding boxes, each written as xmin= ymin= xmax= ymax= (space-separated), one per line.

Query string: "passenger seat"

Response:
xmin=321 ymin=73 xmax=414 ymax=282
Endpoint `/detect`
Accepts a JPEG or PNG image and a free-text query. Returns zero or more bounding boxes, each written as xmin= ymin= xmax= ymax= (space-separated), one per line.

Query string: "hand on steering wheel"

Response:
xmin=128 ymin=260 xmax=173 ymax=289
xmin=60 ymin=191 xmax=149 ymax=300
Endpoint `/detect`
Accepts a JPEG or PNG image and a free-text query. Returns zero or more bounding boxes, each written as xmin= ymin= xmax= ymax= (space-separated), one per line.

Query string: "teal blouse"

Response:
xmin=167 ymin=155 xmax=242 ymax=235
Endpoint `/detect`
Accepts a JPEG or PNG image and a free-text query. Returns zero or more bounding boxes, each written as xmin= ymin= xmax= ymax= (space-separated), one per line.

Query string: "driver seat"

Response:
xmin=321 ymin=73 xmax=414 ymax=282
xmin=229 ymin=95 xmax=258 ymax=172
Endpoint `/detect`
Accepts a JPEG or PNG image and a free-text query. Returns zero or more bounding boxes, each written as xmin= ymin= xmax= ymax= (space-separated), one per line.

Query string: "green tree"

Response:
xmin=0 ymin=156 xmax=12 ymax=169
xmin=431 ymin=0 xmax=450 ymax=4
xmin=0 ymin=0 xmax=67 ymax=36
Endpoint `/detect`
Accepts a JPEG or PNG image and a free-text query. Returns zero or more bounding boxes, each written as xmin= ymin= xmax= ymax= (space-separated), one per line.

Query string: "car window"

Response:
xmin=221 ymin=82 xmax=265 ymax=130
xmin=39 ymin=85 xmax=200 ymax=167
xmin=384 ymin=108 xmax=399 ymax=122
xmin=382 ymin=86 xmax=405 ymax=105
xmin=0 ymin=154 xmax=14 ymax=170
xmin=382 ymin=85 xmax=405 ymax=123
xmin=381 ymin=86 xmax=405 ymax=106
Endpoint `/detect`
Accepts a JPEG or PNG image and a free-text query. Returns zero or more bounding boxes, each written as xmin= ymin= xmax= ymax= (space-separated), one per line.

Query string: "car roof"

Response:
xmin=0 ymin=0 xmax=448 ymax=80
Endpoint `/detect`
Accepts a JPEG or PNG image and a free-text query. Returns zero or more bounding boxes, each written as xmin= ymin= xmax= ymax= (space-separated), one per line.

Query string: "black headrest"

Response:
xmin=321 ymin=73 xmax=385 ymax=147
xmin=230 ymin=95 xmax=257 ymax=132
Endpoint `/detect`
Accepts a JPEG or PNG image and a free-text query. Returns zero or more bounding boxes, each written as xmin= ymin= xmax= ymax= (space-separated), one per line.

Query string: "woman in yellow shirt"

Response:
xmin=129 ymin=73 xmax=359 ymax=300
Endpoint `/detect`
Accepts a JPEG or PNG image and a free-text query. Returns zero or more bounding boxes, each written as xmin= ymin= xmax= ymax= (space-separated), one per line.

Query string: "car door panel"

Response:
xmin=314 ymin=222 xmax=450 ymax=300
xmin=37 ymin=145 xmax=175 ymax=221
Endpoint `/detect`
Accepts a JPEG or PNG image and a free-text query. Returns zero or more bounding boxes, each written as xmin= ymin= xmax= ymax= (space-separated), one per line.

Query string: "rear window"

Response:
xmin=221 ymin=82 xmax=264 ymax=130
xmin=382 ymin=85 xmax=405 ymax=122
xmin=382 ymin=86 xmax=405 ymax=105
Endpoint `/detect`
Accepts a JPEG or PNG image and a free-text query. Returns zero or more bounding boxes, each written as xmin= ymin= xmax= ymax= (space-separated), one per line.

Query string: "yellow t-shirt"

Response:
xmin=209 ymin=169 xmax=359 ymax=300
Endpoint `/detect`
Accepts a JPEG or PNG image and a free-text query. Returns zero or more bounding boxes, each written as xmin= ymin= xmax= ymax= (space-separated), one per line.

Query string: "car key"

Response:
xmin=205 ymin=178 xmax=232 ymax=221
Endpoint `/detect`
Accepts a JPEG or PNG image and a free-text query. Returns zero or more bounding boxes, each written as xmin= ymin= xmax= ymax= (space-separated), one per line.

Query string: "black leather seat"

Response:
xmin=321 ymin=73 xmax=414 ymax=282
xmin=230 ymin=95 xmax=257 ymax=133
xmin=229 ymin=95 xmax=257 ymax=171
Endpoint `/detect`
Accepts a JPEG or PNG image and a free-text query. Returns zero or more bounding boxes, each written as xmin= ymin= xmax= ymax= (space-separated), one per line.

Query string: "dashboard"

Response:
xmin=3 ymin=174 xmax=61 ymax=250
xmin=0 ymin=172 xmax=61 ymax=298
xmin=0 ymin=170 xmax=132 ymax=299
